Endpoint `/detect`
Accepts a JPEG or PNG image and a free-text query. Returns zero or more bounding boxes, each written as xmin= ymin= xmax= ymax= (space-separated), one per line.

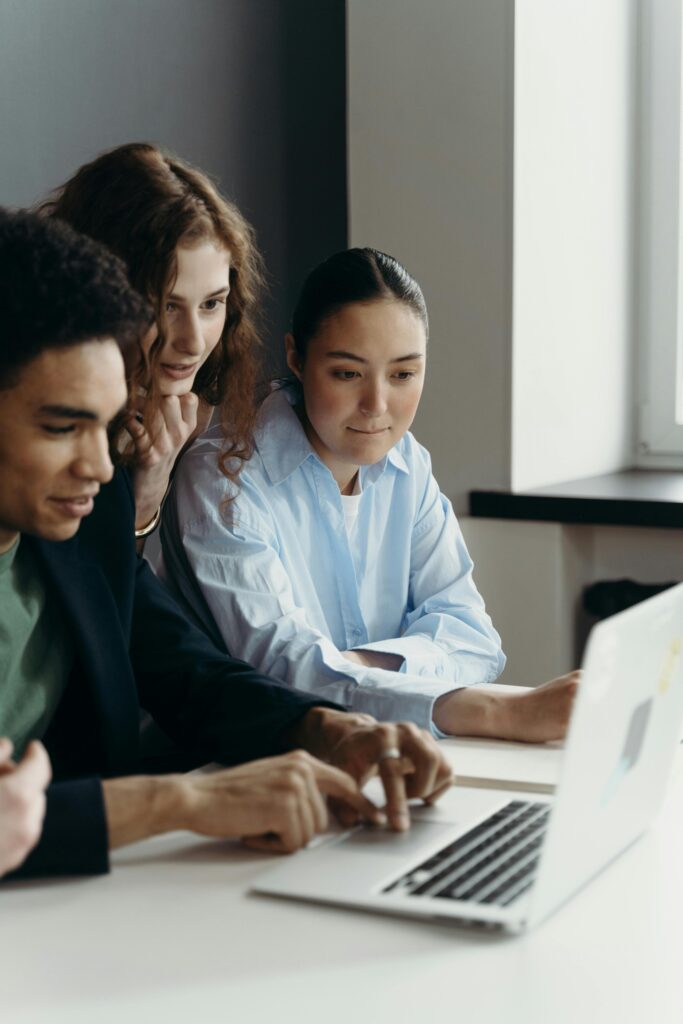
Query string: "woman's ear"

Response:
xmin=285 ymin=333 xmax=303 ymax=381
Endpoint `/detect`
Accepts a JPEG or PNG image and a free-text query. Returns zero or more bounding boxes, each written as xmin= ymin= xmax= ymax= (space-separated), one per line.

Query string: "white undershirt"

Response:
xmin=340 ymin=476 xmax=362 ymax=535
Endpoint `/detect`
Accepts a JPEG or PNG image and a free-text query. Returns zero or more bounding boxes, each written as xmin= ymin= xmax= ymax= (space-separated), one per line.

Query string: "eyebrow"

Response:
xmin=167 ymin=285 xmax=230 ymax=301
xmin=38 ymin=400 xmax=128 ymax=424
xmin=38 ymin=404 xmax=98 ymax=421
xmin=324 ymin=350 xmax=425 ymax=364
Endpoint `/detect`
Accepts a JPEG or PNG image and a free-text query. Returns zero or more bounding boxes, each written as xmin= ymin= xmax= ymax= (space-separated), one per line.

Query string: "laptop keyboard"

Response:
xmin=383 ymin=800 xmax=550 ymax=907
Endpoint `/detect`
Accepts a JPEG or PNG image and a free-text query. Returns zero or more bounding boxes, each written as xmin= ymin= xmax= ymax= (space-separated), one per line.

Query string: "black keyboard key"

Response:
xmin=382 ymin=800 xmax=549 ymax=904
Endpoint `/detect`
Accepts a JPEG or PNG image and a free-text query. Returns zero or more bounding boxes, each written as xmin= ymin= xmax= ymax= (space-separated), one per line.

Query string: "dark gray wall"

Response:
xmin=0 ymin=0 xmax=346 ymax=367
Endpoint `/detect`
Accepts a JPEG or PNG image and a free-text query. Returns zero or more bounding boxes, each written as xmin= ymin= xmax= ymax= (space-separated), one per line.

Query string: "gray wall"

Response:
xmin=348 ymin=0 xmax=514 ymax=511
xmin=0 ymin=0 xmax=346 ymax=366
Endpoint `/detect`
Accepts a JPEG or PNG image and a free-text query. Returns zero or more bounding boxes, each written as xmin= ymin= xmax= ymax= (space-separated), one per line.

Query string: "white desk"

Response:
xmin=2 ymin=741 xmax=682 ymax=1024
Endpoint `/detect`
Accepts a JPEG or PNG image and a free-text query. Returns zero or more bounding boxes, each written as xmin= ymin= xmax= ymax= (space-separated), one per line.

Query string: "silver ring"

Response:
xmin=378 ymin=746 xmax=402 ymax=762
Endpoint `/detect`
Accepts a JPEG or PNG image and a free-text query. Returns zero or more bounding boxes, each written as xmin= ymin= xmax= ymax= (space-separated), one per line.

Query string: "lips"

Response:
xmin=49 ymin=494 xmax=97 ymax=519
xmin=160 ymin=362 xmax=199 ymax=381
xmin=347 ymin=426 xmax=389 ymax=435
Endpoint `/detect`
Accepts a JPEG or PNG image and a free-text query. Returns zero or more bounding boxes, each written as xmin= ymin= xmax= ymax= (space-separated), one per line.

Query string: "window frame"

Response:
xmin=638 ymin=0 xmax=683 ymax=465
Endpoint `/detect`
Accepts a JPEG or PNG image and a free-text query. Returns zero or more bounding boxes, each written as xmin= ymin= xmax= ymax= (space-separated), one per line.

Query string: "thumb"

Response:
xmin=311 ymin=761 xmax=386 ymax=825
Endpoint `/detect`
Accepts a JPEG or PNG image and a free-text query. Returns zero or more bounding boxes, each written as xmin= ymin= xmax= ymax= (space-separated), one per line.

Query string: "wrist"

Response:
xmin=292 ymin=706 xmax=375 ymax=761
xmin=132 ymin=469 xmax=173 ymax=532
xmin=102 ymin=774 xmax=186 ymax=848
xmin=150 ymin=774 xmax=189 ymax=833
xmin=493 ymin=689 xmax=542 ymax=743
xmin=433 ymin=688 xmax=511 ymax=738
xmin=288 ymin=707 xmax=343 ymax=760
xmin=134 ymin=504 xmax=162 ymax=537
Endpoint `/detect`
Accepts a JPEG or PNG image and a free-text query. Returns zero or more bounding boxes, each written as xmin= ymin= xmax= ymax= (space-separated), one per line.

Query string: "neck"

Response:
xmin=339 ymin=470 xmax=359 ymax=496
xmin=0 ymin=529 xmax=20 ymax=555
xmin=295 ymin=402 xmax=360 ymax=496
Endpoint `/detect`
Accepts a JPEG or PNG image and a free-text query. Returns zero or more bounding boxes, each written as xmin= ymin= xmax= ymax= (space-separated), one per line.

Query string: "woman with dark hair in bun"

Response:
xmin=163 ymin=247 xmax=579 ymax=741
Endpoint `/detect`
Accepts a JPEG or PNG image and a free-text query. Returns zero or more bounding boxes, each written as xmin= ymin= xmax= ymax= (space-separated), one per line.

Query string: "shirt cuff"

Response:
xmin=430 ymin=718 xmax=451 ymax=740
xmin=343 ymin=673 xmax=457 ymax=731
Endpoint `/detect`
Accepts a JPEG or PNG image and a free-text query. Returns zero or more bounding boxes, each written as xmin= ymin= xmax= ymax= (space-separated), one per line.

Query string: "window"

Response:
xmin=638 ymin=0 xmax=683 ymax=464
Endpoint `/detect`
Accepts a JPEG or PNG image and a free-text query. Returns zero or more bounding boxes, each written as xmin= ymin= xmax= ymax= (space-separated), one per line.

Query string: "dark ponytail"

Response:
xmin=291 ymin=248 xmax=428 ymax=362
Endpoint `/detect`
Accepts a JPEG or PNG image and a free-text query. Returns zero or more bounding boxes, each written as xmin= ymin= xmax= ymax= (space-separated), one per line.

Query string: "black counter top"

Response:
xmin=469 ymin=470 xmax=683 ymax=528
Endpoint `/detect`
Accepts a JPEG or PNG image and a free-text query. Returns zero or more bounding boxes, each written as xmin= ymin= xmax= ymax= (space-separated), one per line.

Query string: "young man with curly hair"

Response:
xmin=0 ymin=210 xmax=452 ymax=879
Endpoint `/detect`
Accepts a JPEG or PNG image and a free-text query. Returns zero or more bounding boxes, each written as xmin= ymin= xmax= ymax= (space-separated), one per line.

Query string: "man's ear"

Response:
xmin=284 ymin=333 xmax=303 ymax=381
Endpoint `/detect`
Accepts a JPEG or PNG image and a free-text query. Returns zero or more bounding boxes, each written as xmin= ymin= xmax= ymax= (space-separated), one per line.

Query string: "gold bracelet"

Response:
xmin=134 ymin=505 xmax=162 ymax=538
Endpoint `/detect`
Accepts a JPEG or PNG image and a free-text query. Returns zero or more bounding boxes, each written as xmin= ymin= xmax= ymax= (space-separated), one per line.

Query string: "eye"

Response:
xmin=165 ymin=301 xmax=177 ymax=314
xmin=333 ymin=370 xmax=360 ymax=381
xmin=42 ymin=424 xmax=75 ymax=435
xmin=201 ymin=297 xmax=227 ymax=312
xmin=393 ymin=371 xmax=416 ymax=382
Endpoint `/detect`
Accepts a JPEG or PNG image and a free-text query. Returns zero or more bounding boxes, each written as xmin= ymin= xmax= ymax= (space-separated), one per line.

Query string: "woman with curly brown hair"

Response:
xmin=39 ymin=142 xmax=264 ymax=543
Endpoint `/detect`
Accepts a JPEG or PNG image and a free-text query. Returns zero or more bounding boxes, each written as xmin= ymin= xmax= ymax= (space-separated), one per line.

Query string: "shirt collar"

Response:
xmin=385 ymin=444 xmax=410 ymax=475
xmin=0 ymin=535 xmax=20 ymax=575
xmin=255 ymin=384 xmax=410 ymax=485
xmin=255 ymin=387 xmax=317 ymax=485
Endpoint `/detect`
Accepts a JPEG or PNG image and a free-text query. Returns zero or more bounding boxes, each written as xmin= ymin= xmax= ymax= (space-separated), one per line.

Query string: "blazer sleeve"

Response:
xmin=130 ymin=555 xmax=340 ymax=766
xmin=5 ymin=778 xmax=109 ymax=879
xmin=84 ymin=467 xmax=341 ymax=766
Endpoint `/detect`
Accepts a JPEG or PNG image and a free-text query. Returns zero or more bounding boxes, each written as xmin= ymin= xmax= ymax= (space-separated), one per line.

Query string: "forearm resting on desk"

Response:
xmin=433 ymin=672 xmax=580 ymax=742
xmin=341 ymin=647 xmax=578 ymax=743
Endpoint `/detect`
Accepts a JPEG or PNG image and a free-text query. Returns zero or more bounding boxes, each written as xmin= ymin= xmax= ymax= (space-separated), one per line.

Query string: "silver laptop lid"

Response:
xmin=528 ymin=582 xmax=683 ymax=928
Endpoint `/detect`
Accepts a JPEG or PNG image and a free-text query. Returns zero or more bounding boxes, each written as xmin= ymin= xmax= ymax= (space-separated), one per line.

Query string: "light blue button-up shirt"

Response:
xmin=160 ymin=387 xmax=505 ymax=730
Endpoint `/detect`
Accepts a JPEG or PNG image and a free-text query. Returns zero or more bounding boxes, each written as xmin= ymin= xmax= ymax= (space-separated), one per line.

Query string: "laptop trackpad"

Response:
xmin=337 ymin=821 xmax=459 ymax=858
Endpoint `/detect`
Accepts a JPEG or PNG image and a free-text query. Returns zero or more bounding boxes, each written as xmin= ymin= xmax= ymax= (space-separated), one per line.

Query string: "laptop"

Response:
xmin=252 ymin=582 xmax=683 ymax=933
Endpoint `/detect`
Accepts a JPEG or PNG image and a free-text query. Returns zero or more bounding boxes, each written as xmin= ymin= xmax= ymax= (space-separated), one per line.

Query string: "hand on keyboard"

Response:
xmin=323 ymin=717 xmax=454 ymax=832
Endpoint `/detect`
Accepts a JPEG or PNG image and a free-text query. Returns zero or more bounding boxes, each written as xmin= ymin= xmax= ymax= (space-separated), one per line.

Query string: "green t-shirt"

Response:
xmin=0 ymin=537 xmax=73 ymax=757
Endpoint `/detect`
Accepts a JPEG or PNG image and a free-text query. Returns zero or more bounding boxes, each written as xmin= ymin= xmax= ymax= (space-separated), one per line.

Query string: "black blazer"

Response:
xmin=11 ymin=470 xmax=333 ymax=878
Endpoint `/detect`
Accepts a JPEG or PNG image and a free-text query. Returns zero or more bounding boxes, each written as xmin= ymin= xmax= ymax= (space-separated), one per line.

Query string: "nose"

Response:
xmin=359 ymin=378 xmax=388 ymax=418
xmin=169 ymin=311 xmax=205 ymax=358
xmin=72 ymin=429 xmax=114 ymax=485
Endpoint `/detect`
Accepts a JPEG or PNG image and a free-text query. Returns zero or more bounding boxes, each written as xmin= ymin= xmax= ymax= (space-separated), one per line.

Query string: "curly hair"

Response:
xmin=0 ymin=207 xmax=151 ymax=389
xmin=38 ymin=142 xmax=265 ymax=487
